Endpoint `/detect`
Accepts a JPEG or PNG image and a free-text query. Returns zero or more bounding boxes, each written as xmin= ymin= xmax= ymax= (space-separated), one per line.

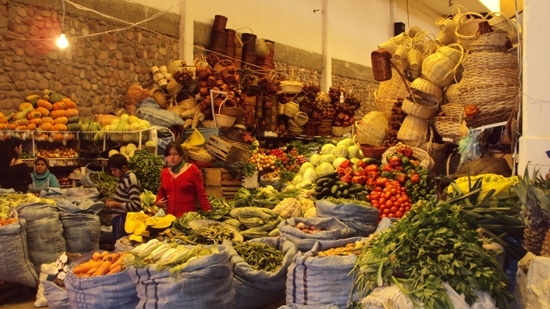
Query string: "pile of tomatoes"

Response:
xmin=367 ymin=179 xmax=412 ymax=221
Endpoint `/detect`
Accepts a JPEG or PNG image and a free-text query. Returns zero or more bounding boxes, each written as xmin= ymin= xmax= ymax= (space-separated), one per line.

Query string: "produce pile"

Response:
xmin=233 ymin=241 xmax=284 ymax=272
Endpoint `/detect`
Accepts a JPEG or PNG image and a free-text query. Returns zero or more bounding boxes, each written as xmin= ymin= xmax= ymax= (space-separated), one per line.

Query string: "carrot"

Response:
xmin=109 ymin=255 xmax=125 ymax=270
xmin=100 ymin=251 xmax=109 ymax=258
xmin=87 ymin=267 xmax=98 ymax=274
xmin=73 ymin=261 xmax=101 ymax=274
xmin=102 ymin=253 xmax=121 ymax=263
xmin=107 ymin=265 xmax=123 ymax=275
xmin=92 ymin=251 xmax=102 ymax=261
xmin=92 ymin=261 xmax=112 ymax=276
xmin=75 ymin=273 xmax=91 ymax=278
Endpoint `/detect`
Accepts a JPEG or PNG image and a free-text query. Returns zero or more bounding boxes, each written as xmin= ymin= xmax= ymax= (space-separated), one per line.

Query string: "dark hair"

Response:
xmin=34 ymin=157 xmax=50 ymax=168
xmin=107 ymin=153 xmax=129 ymax=169
xmin=0 ymin=138 xmax=24 ymax=170
xmin=163 ymin=142 xmax=189 ymax=161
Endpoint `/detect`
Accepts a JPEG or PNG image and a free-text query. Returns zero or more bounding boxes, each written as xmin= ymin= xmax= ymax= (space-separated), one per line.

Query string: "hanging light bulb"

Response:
xmin=56 ymin=32 xmax=68 ymax=49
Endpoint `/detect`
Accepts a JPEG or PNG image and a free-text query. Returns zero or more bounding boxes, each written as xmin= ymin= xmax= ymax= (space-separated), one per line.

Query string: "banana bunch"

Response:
xmin=448 ymin=173 xmax=519 ymax=200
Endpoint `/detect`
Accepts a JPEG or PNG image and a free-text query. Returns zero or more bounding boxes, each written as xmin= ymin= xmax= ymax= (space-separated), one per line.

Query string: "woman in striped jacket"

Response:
xmin=105 ymin=153 xmax=142 ymax=242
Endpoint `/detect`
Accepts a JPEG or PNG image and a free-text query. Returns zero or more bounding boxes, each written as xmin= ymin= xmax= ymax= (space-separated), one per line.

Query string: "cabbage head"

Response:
xmin=337 ymin=138 xmax=355 ymax=148
xmin=299 ymin=162 xmax=315 ymax=175
xmin=292 ymin=174 xmax=303 ymax=185
xmin=320 ymin=154 xmax=336 ymax=163
xmin=332 ymin=144 xmax=348 ymax=158
xmin=303 ymin=168 xmax=318 ymax=182
xmin=316 ymin=162 xmax=335 ymax=176
xmin=309 ymin=154 xmax=322 ymax=167
xmin=333 ymin=157 xmax=348 ymax=169
xmin=347 ymin=145 xmax=363 ymax=159
xmin=320 ymin=143 xmax=336 ymax=155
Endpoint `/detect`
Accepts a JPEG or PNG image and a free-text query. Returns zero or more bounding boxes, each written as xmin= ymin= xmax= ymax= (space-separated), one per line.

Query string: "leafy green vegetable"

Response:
xmin=129 ymin=150 xmax=164 ymax=193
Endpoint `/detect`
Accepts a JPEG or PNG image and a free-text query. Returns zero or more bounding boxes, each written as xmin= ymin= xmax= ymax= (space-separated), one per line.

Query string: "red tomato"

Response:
xmin=390 ymin=206 xmax=398 ymax=213
xmin=395 ymin=211 xmax=403 ymax=218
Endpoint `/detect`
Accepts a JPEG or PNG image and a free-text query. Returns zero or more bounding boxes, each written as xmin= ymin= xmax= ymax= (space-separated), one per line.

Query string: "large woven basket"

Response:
xmin=435 ymin=115 xmax=463 ymax=143
xmin=410 ymin=77 xmax=443 ymax=104
xmin=354 ymin=111 xmax=388 ymax=146
xmin=469 ymin=30 xmax=509 ymax=52
xmin=219 ymin=98 xmax=243 ymax=118
xmin=215 ymin=100 xmax=237 ymax=128
xmin=201 ymin=120 xmax=216 ymax=128
xmin=374 ymin=91 xmax=395 ymax=119
xmin=188 ymin=147 xmax=215 ymax=163
xmin=359 ymin=144 xmax=388 ymax=160
xmin=462 ymin=51 xmax=518 ymax=71
xmin=421 ymin=44 xmax=464 ymax=88
xmin=376 ymin=66 xmax=411 ymax=102
xmin=402 ymin=97 xmax=439 ymax=120
xmin=465 ymin=98 xmax=518 ymax=128
xmin=458 ymin=80 xmax=519 ymax=106
xmin=284 ymin=101 xmax=300 ymax=118
xmin=293 ymin=111 xmax=309 ymax=126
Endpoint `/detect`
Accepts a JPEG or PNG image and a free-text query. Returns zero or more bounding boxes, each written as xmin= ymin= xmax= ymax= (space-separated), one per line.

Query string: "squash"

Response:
xmin=62 ymin=98 xmax=77 ymax=109
xmin=95 ymin=114 xmax=120 ymax=126
xmin=25 ymin=94 xmax=40 ymax=107
xmin=53 ymin=133 xmax=64 ymax=142
xmin=52 ymin=102 xmax=67 ymax=110
xmin=0 ymin=117 xmax=7 ymax=124
xmin=39 ymin=122 xmax=53 ymax=131
xmin=16 ymin=125 xmax=27 ymax=130
xmin=12 ymin=110 xmax=32 ymax=121
xmin=41 ymin=117 xmax=54 ymax=124
xmin=66 ymin=108 xmax=79 ymax=117
xmin=14 ymin=119 xmax=29 ymax=126
xmin=19 ymin=102 xmax=34 ymax=111
xmin=49 ymin=93 xmax=64 ymax=103
xmin=54 ymin=116 xmax=69 ymax=124
xmin=0 ymin=123 xmax=7 ymax=130
xmin=67 ymin=123 xmax=82 ymax=131
xmin=27 ymin=123 xmax=36 ymax=130
xmin=50 ymin=109 xmax=67 ymax=119
xmin=8 ymin=123 xmax=17 ymax=130
xmin=53 ymin=123 xmax=67 ymax=131
xmin=29 ymin=118 xmax=42 ymax=125
xmin=26 ymin=110 xmax=42 ymax=120
xmin=37 ymin=99 xmax=53 ymax=111
xmin=67 ymin=116 xmax=80 ymax=124
xmin=0 ymin=112 xmax=3 ymax=118
xmin=35 ymin=107 xmax=49 ymax=117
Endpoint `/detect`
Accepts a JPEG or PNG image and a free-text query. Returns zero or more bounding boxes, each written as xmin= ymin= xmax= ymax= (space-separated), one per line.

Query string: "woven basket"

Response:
xmin=168 ymin=102 xmax=194 ymax=117
xmin=354 ymin=111 xmax=388 ymax=146
xmin=284 ymin=101 xmax=300 ymax=118
xmin=440 ymin=103 xmax=464 ymax=117
xmin=435 ymin=17 xmax=458 ymax=46
xmin=402 ymin=97 xmax=439 ymax=119
xmin=454 ymin=12 xmax=486 ymax=51
xmin=188 ymin=147 xmax=215 ymax=163
xmin=407 ymin=49 xmax=424 ymax=70
xmin=293 ymin=111 xmax=309 ymax=127
xmin=219 ymin=98 xmax=243 ymax=118
xmin=435 ymin=114 xmax=463 ymax=143
xmin=410 ymin=77 xmax=443 ymax=103
xmin=469 ymin=30 xmax=509 ymax=52
xmin=458 ymin=80 xmax=519 ymax=106
xmin=331 ymin=125 xmax=352 ymax=137
xmin=421 ymin=44 xmax=464 ymax=88
xmin=376 ymin=67 xmax=411 ymax=102
xmin=178 ymin=98 xmax=197 ymax=109
xmin=397 ymin=115 xmax=428 ymax=147
xmin=280 ymin=81 xmax=304 ymax=94
xmin=288 ymin=128 xmax=305 ymax=137
xmin=215 ymin=101 xmax=236 ymax=128
xmin=374 ymin=91 xmax=395 ymax=119
xmin=359 ymin=144 xmax=388 ymax=160
xmin=487 ymin=12 xmax=520 ymax=44
xmin=465 ymin=98 xmax=518 ymax=128
xmin=382 ymin=143 xmax=434 ymax=170
xmin=462 ymin=51 xmax=518 ymax=71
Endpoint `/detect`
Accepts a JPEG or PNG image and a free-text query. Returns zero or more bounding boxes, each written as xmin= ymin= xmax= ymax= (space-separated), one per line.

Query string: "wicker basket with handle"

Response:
xmin=215 ymin=100 xmax=237 ymax=128
xmin=402 ymin=97 xmax=439 ymax=120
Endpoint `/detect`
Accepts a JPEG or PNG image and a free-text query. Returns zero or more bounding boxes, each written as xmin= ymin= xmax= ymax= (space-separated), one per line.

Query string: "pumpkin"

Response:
xmin=0 ymin=117 xmax=7 ymax=124
xmin=41 ymin=117 xmax=55 ymax=124
xmin=65 ymin=108 xmax=79 ymax=117
xmin=27 ymin=123 xmax=36 ymax=130
xmin=52 ymin=102 xmax=67 ymax=110
xmin=19 ymin=102 xmax=34 ymax=111
xmin=8 ymin=123 xmax=17 ymax=130
xmin=29 ymin=118 xmax=43 ymax=125
xmin=26 ymin=110 xmax=42 ymax=120
xmin=16 ymin=125 xmax=27 ymax=130
xmin=54 ymin=116 xmax=69 ymax=125
xmin=53 ymin=133 xmax=64 ymax=142
xmin=39 ymin=122 xmax=53 ymax=131
xmin=14 ymin=119 xmax=29 ymax=126
xmin=37 ymin=99 xmax=53 ymax=111
xmin=50 ymin=109 xmax=67 ymax=119
xmin=35 ymin=107 xmax=49 ymax=117
xmin=0 ymin=123 xmax=7 ymax=130
xmin=52 ymin=123 xmax=67 ymax=131
xmin=0 ymin=112 xmax=3 ymax=118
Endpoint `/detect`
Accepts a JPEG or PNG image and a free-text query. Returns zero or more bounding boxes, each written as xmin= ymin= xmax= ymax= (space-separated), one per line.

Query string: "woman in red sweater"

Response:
xmin=155 ymin=141 xmax=211 ymax=217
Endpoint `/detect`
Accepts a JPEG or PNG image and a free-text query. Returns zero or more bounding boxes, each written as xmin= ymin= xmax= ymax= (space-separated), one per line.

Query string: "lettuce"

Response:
xmin=315 ymin=162 xmax=335 ymax=176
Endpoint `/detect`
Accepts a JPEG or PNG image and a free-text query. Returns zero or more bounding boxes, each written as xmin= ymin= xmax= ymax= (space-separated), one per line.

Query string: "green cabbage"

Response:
xmin=299 ymin=162 xmax=315 ymax=175
xmin=337 ymin=137 xmax=355 ymax=148
xmin=292 ymin=174 xmax=304 ymax=185
xmin=320 ymin=154 xmax=336 ymax=163
xmin=309 ymin=154 xmax=322 ymax=166
xmin=332 ymin=145 xmax=349 ymax=158
xmin=347 ymin=145 xmax=363 ymax=159
xmin=303 ymin=168 xmax=318 ymax=182
xmin=320 ymin=144 xmax=336 ymax=155
xmin=315 ymin=162 xmax=335 ymax=176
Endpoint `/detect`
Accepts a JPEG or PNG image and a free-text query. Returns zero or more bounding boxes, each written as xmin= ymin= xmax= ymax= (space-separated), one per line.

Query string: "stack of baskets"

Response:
xmin=168 ymin=97 xmax=197 ymax=118
xmin=434 ymin=103 xmax=466 ymax=143
xmin=458 ymin=29 xmax=519 ymax=128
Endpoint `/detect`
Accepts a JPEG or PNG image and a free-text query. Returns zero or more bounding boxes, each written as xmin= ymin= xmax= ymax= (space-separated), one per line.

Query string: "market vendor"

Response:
xmin=0 ymin=138 xmax=32 ymax=193
xmin=29 ymin=157 xmax=60 ymax=194
xmin=155 ymin=141 xmax=211 ymax=217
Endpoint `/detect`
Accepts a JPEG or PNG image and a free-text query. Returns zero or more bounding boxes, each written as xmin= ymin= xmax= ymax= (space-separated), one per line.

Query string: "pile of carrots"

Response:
xmin=73 ymin=251 xmax=127 ymax=278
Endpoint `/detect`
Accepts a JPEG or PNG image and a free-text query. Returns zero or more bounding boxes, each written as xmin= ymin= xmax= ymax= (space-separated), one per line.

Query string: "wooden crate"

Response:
xmin=205 ymin=135 xmax=250 ymax=163
xmin=221 ymin=169 xmax=243 ymax=186
xmin=203 ymin=168 xmax=222 ymax=187
xmin=222 ymin=185 xmax=241 ymax=200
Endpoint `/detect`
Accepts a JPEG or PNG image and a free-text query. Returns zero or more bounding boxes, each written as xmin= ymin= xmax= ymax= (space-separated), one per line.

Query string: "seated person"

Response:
xmin=29 ymin=157 xmax=60 ymax=194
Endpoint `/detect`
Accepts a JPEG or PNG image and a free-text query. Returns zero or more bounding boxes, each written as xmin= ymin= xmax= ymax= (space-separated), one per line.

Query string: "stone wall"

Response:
xmin=0 ymin=0 xmax=378 ymax=120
